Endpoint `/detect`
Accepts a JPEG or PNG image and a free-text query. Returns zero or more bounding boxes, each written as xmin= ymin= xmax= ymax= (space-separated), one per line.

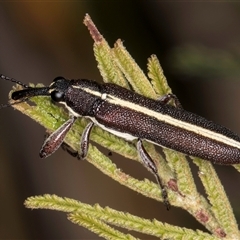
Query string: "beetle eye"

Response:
xmin=51 ymin=90 xmax=64 ymax=102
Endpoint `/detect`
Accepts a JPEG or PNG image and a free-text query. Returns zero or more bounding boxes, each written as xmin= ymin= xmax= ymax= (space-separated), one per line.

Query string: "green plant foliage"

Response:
xmin=25 ymin=194 xmax=218 ymax=240
xmin=9 ymin=14 xmax=240 ymax=239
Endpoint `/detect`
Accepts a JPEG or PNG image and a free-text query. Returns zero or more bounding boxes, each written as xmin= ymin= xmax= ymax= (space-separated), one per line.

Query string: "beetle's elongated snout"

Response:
xmin=12 ymin=87 xmax=50 ymax=100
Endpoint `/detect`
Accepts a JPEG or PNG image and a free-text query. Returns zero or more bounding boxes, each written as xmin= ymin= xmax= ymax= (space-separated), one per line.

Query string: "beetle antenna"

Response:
xmin=0 ymin=74 xmax=31 ymax=109
xmin=0 ymin=74 xmax=30 ymax=89
xmin=0 ymin=98 xmax=29 ymax=109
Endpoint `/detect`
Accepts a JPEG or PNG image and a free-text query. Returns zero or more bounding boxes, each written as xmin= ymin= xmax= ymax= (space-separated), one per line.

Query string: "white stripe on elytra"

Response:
xmin=72 ymin=85 xmax=240 ymax=149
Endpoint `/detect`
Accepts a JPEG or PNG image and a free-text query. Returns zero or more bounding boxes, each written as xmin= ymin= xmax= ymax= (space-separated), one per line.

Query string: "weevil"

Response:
xmin=2 ymin=74 xmax=240 ymax=210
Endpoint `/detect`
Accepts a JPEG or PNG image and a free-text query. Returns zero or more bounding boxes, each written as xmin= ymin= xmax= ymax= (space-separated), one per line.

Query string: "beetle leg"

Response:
xmin=79 ymin=121 xmax=95 ymax=159
xmin=61 ymin=142 xmax=79 ymax=158
xmin=137 ymin=139 xmax=170 ymax=210
xmin=40 ymin=116 xmax=77 ymax=158
xmin=158 ymin=93 xmax=182 ymax=108
xmin=59 ymin=121 xmax=94 ymax=160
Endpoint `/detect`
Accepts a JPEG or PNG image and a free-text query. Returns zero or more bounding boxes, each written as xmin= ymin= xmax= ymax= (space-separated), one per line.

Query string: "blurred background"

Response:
xmin=1 ymin=2 xmax=240 ymax=239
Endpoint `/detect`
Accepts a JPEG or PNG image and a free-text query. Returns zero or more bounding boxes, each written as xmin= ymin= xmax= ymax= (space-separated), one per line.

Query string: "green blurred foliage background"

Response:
xmin=1 ymin=2 xmax=240 ymax=239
